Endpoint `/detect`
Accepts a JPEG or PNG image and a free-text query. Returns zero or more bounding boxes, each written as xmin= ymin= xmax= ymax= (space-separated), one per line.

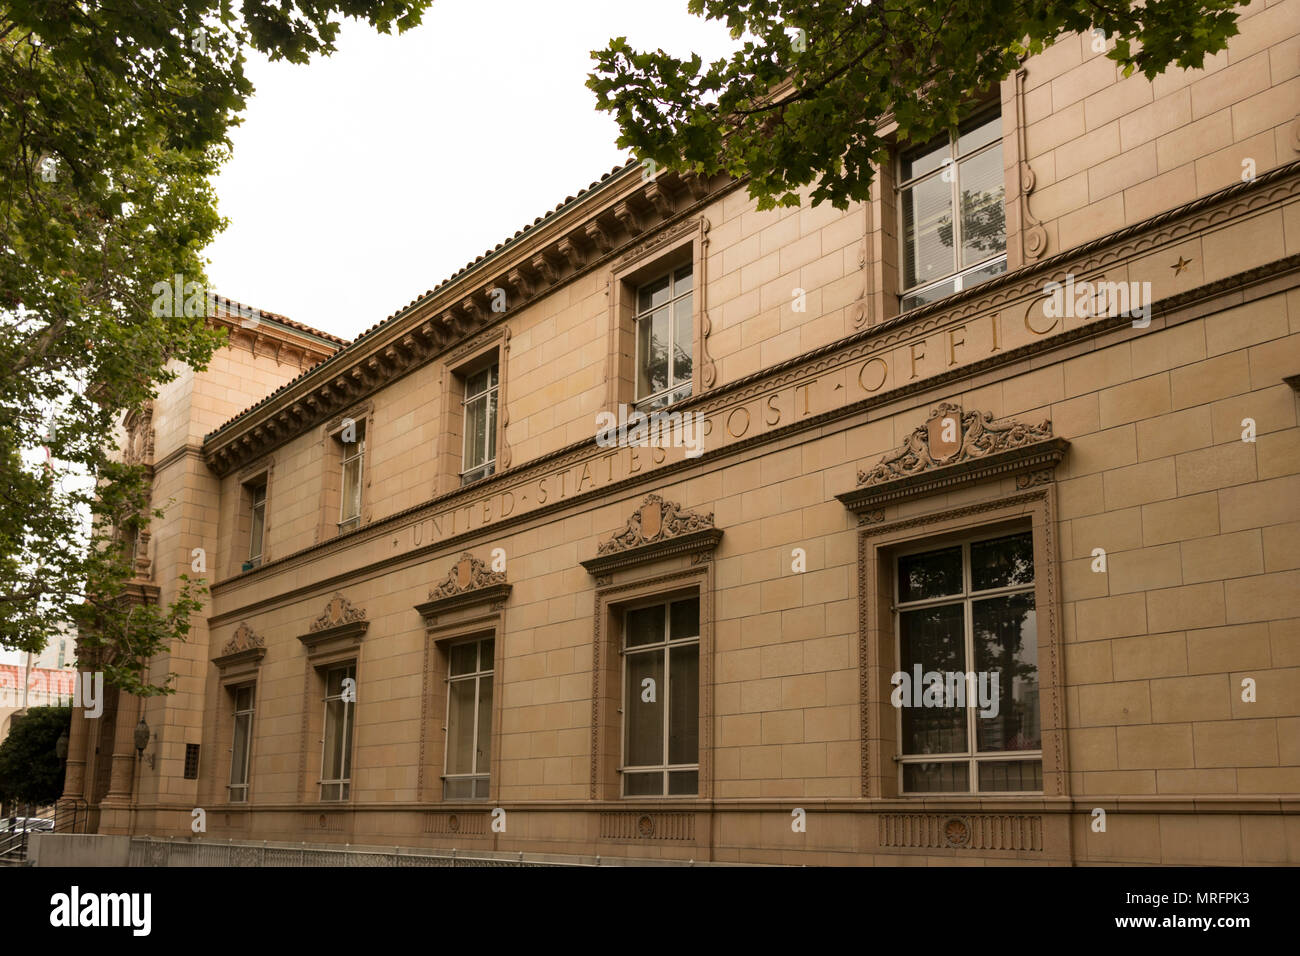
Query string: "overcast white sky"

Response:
xmin=203 ymin=0 xmax=739 ymax=341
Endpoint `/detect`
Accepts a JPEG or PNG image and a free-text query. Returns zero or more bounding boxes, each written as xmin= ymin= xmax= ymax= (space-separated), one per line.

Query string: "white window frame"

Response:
xmin=320 ymin=663 xmax=355 ymax=801
xmin=460 ymin=364 xmax=498 ymax=485
xmin=893 ymin=528 xmax=1042 ymax=795
xmin=228 ymin=684 xmax=254 ymax=803
xmin=441 ymin=635 xmax=494 ymax=799
xmin=620 ymin=595 xmax=700 ymax=797
xmin=897 ymin=107 xmax=1007 ymax=311
xmin=633 ymin=264 xmax=694 ymax=411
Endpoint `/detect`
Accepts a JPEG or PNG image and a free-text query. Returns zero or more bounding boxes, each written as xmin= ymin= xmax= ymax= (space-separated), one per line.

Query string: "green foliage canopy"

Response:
xmin=589 ymin=0 xmax=1243 ymax=210
xmin=0 ymin=1 xmax=431 ymax=695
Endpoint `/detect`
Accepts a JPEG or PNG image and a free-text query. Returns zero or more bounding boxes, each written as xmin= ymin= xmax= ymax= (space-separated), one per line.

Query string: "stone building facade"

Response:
xmin=61 ymin=0 xmax=1300 ymax=864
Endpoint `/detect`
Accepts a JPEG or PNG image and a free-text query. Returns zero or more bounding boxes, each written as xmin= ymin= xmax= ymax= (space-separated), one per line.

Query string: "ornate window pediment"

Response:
xmin=415 ymin=552 xmax=511 ymax=621
xmin=299 ymin=592 xmax=369 ymax=656
xmin=213 ymin=621 xmax=266 ymax=678
xmin=581 ymin=493 xmax=723 ymax=576
xmin=838 ymin=403 xmax=1069 ymax=515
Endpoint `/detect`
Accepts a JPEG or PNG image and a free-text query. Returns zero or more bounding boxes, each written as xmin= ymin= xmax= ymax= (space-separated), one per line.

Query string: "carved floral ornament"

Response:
xmin=222 ymin=621 xmax=264 ymax=656
xmin=596 ymin=494 xmax=715 ymax=556
xmin=584 ymin=493 xmax=723 ymax=577
xmin=858 ymin=403 xmax=1054 ymax=486
xmin=838 ymin=402 xmax=1068 ymax=516
xmin=309 ymin=592 xmax=367 ymax=632
xmin=429 ymin=551 xmax=506 ymax=599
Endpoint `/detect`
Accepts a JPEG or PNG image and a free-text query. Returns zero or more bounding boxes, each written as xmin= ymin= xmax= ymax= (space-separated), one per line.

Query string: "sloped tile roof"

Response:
xmin=204 ymin=160 xmax=637 ymax=443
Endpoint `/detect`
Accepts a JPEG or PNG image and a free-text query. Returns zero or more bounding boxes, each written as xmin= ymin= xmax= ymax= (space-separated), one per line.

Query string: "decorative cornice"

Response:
xmin=429 ymin=551 xmax=506 ymax=598
xmin=859 ymin=404 xmax=1054 ymax=485
xmin=298 ymin=592 xmax=369 ymax=654
xmin=309 ymin=592 xmax=367 ymax=632
xmin=213 ymin=622 xmax=267 ymax=670
xmin=222 ymin=621 xmax=264 ymax=655
xmin=839 ymin=404 xmax=1067 ymax=512
xmin=582 ymin=494 xmax=722 ymax=576
xmin=415 ymin=552 xmax=512 ymax=621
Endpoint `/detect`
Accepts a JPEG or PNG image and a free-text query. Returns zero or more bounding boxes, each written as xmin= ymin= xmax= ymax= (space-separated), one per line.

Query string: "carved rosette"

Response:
xmin=429 ymin=552 xmax=507 ymax=599
xmin=309 ymin=593 xmax=367 ymax=632
xmin=858 ymin=404 xmax=1053 ymax=487
xmin=596 ymin=494 xmax=715 ymax=556
xmin=222 ymin=622 xmax=265 ymax=656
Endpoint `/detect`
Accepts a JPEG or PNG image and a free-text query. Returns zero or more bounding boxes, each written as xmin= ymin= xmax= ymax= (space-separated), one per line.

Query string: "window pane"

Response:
xmin=899 ymin=604 xmax=967 ymax=754
xmin=901 ymin=134 xmax=949 ymax=181
xmin=466 ymin=366 xmax=491 ymax=397
xmin=443 ymin=776 xmax=474 ymax=800
xmin=957 ymin=111 xmax=1001 ymax=156
xmin=673 ymin=264 xmax=693 ymax=296
xmin=623 ymin=771 xmax=663 ymax=796
xmin=249 ymin=503 xmax=265 ymax=558
xmin=902 ymin=173 xmax=955 ymax=290
xmin=484 ymin=388 xmax=497 ymax=464
xmin=341 ymin=457 xmax=362 ymax=521
xmin=625 ymin=650 xmax=665 ymax=767
xmin=321 ymin=782 xmax=340 ymax=801
xmin=446 ymin=678 xmax=477 ymax=775
xmin=626 ymin=605 xmax=665 ymax=648
xmin=978 ymin=759 xmax=1042 ymax=792
xmin=673 ymin=295 xmax=693 ymax=386
xmin=235 ymin=685 xmax=253 ymax=711
xmin=326 ymin=666 xmax=351 ymax=697
xmin=637 ymin=274 xmax=670 ymax=313
xmin=476 ymin=675 xmax=493 ymax=771
xmin=897 ymin=545 xmax=962 ymax=602
xmin=473 ymin=776 xmax=490 ymax=799
xmin=901 ymin=277 xmax=956 ymax=312
xmin=637 ymin=307 xmax=670 ymax=398
xmin=957 ymin=145 xmax=1006 ymax=267
xmin=668 ymin=643 xmax=698 ymax=765
xmin=479 ymin=638 xmax=495 ymax=672
xmin=669 ymin=597 xmax=699 ymax=641
xmin=668 ymin=770 xmax=698 ymax=795
xmin=323 ymin=698 xmax=346 ymax=779
xmin=449 ymin=641 xmax=478 ymax=677
xmin=463 ymin=394 xmax=487 ymax=470
xmin=972 ymin=594 xmax=1040 ymax=753
xmin=230 ymin=713 xmax=250 ymax=787
xmin=960 ymin=257 xmax=1006 ymax=291
xmin=903 ymin=761 xmax=969 ymax=793
xmin=340 ymin=702 xmax=353 ymax=779
xmin=970 ymin=531 xmax=1034 ymax=591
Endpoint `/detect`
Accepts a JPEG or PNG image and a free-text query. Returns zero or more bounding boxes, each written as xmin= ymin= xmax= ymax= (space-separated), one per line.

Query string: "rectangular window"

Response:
xmin=443 ymin=636 xmax=494 ymax=799
xmin=461 ymin=364 xmax=498 ymax=485
xmin=622 ymin=596 xmax=699 ymax=797
xmin=635 ymin=264 xmax=693 ymax=410
xmin=229 ymin=685 xmax=254 ymax=802
xmin=338 ymin=424 xmax=365 ymax=533
xmin=184 ymin=743 xmax=201 ymax=780
xmin=898 ymin=108 xmax=1006 ymax=311
xmin=247 ymin=482 xmax=267 ymax=567
xmin=894 ymin=529 xmax=1041 ymax=794
xmin=320 ymin=664 xmax=355 ymax=801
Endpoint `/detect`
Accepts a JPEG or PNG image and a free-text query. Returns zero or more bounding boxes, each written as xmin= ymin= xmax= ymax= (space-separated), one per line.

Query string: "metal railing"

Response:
xmin=0 ymin=829 xmax=29 ymax=864
xmin=128 ymin=836 xmax=593 ymax=868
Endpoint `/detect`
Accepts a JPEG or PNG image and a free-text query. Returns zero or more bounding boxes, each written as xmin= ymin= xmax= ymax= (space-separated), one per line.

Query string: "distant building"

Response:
xmin=61 ymin=0 xmax=1300 ymax=863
